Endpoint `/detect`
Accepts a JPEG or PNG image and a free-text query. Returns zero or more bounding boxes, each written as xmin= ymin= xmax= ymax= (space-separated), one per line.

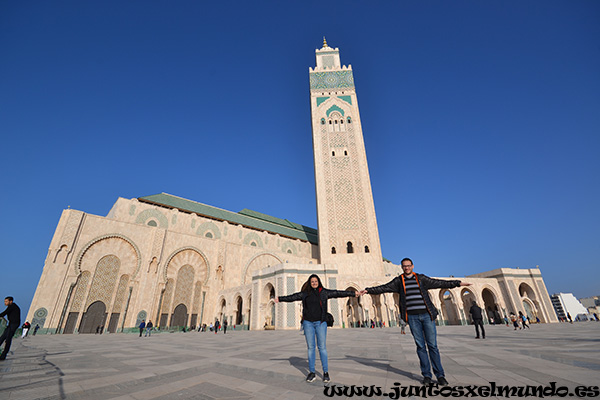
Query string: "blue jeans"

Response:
xmin=302 ymin=320 xmax=328 ymax=373
xmin=407 ymin=313 xmax=445 ymax=379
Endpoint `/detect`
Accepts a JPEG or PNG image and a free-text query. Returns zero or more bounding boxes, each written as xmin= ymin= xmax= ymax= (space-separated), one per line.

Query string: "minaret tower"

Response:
xmin=309 ymin=39 xmax=384 ymax=276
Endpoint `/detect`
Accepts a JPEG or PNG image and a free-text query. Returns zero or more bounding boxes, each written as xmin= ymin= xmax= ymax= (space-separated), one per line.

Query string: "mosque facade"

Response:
xmin=27 ymin=41 xmax=558 ymax=333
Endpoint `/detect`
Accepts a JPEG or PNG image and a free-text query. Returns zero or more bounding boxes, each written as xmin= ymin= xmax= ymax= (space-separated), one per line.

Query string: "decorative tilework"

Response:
xmin=316 ymin=96 xmax=330 ymax=107
xmin=192 ymin=281 xmax=202 ymax=314
xmin=31 ymin=308 xmax=48 ymax=329
xmin=337 ymin=95 xmax=352 ymax=105
xmin=286 ymin=277 xmax=296 ymax=327
xmin=310 ymin=71 xmax=354 ymax=89
xmin=172 ymin=265 xmax=195 ymax=312
xmin=135 ymin=209 xmax=168 ymax=228
xmin=171 ymin=214 xmax=177 ymax=225
xmin=326 ymin=104 xmax=345 ymax=117
xmin=163 ymin=247 xmax=209 ymax=284
xmin=322 ymin=55 xmax=335 ymax=68
xmin=112 ymin=275 xmax=130 ymax=312
xmin=85 ymin=255 xmax=120 ymax=309
xmin=277 ymin=277 xmax=283 ymax=327
xmin=75 ymin=235 xmax=141 ymax=278
xmin=129 ymin=205 xmax=136 ymax=216
xmin=281 ymin=241 xmax=297 ymax=255
xmin=70 ymin=271 xmax=91 ymax=312
xmin=135 ymin=310 xmax=147 ymax=327
xmin=62 ymin=211 xmax=84 ymax=250
xmin=196 ymin=221 xmax=222 ymax=239
xmin=243 ymin=232 xmax=263 ymax=248
xmin=243 ymin=252 xmax=282 ymax=284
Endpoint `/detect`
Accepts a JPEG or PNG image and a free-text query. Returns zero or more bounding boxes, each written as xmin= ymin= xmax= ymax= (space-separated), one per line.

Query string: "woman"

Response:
xmin=276 ymin=274 xmax=357 ymax=383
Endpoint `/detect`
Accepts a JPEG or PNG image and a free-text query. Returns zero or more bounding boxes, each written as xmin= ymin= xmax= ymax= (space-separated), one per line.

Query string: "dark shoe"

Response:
xmin=475 ymin=336 xmax=480 ymax=339
xmin=306 ymin=372 xmax=316 ymax=382
xmin=323 ymin=372 xmax=330 ymax=383
xmin=422 ymin=377 xmax=433 ymax=385
xmin=0 ymin=356 xmax=6 ymax=361
xmin=437 ymin=377 xmax=449 ymax=386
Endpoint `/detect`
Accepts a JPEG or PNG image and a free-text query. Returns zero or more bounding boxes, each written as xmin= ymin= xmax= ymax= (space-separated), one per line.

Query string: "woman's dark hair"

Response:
xmin=301 ymin=274 xmax=323 ymax=292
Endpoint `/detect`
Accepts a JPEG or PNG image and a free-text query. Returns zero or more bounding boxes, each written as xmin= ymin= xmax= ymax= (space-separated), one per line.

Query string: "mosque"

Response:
xmin=27 ymin=40 xmax=558 ymax=333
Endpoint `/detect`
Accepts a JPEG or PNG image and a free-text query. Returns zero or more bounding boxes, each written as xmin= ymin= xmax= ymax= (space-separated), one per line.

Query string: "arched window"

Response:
xmin=347 ymin=242 xmax=354 ymax=254
xmin=332 ymin=151 xmax=335 ymax=156
xmin=331 ymin=247 xmax=336 ymax=254
xmin=329 ymin=120 xmax=332 ymax=125
xmin=147 ymin=220 xmax=157 ymax=227
xmin=347 ymin=117 xmax=352 ymax=123
xmin=205 ymin=232 xmax=213 ymax=238
xmin=364 ymin=246 xmax=370 ymax=253
xmin=340 ymin=119 xmax=344 ymax=124
xmin=321 ymin=118 xmax=326 ymax=125
xmin=344 ymin=150 xmax=348 ymax=156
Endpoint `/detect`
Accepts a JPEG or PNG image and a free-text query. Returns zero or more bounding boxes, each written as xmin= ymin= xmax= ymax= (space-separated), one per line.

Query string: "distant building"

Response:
xmin=551 ymin=293 xmax=588 ymax=320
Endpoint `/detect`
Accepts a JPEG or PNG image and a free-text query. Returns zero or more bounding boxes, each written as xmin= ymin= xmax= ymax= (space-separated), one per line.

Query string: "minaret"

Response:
xmin=309 ymin=39 xmax=384 ymax=276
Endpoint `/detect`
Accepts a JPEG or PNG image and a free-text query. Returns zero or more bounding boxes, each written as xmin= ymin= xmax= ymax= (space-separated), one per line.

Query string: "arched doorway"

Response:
xmin=370 ymin=294 xmax=383 ymax=325
xmin=218 ymin=299 xmax=227 ymax=323
xmin=79 ymin=301 xmax=107 ymax=334
xmin=345 ymin=286 xmax=362 ymax=327
xmin=171 ymin=304 xmax=188 ymax=327
xmin=262 ymin=283 xmax=275 ymax=328
xmin=522 ymin=299 xmax=534 ymax=320
xmin=482 ymin=288 xmax=501 ymax=324
xmin=246 ymin=294 xmax=252 ymax=329
xmin=460 ymin=289 xmax=476 ymax=322
xmin=235 ymin=296 xmax=243 ymax=326
xmin=440 ymin=290 xmax=461 ymax=325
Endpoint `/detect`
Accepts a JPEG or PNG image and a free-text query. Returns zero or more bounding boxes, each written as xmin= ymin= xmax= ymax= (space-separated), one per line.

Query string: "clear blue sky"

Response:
xmin=1 ymin=1 xmax=599 ymax=316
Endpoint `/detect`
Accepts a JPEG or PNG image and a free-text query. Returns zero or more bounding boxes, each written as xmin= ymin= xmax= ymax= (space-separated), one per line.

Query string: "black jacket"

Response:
xmin=278 ymin=288 xmax=355 ymax=323
xmin=0 ymin=302 xmax=21 ymax=326
xmin=469 ymin=304 xmax=483 ymax=320
xmin=366 ymin=273 xmax=461 ymax=321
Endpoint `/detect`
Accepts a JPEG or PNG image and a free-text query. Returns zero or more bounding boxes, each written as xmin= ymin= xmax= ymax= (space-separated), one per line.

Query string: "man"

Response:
xmin=138 ymin=319 xmax=146 ymax=337
xmin=145 ymin=320 xmax=153 ymax=337
xmin=469 ymin=301 xmax=485 ymax=339
xmin=223 ymin=319 xmax=228 ymax=334
xmin=361 ymin=258 xmax=470 ymax=386
xmin=0 ymin=296 xmax=21 ymax=360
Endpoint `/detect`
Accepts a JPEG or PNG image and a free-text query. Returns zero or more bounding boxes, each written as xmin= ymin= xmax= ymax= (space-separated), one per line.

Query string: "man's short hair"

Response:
xmin=5 ymin=296 xmax=13 ymax=302
xmin=400 ymin=258 xmax=413 ymax=266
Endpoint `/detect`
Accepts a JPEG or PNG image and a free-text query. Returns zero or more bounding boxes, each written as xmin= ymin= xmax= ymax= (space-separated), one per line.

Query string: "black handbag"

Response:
xmin=326 ymin=312 xmax=334 ymax=327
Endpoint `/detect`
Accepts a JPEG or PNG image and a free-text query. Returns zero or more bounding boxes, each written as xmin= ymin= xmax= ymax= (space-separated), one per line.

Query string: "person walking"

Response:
xmin=469 ymin=301 xmax=485 ymax=339
xmin=519 ymin=312 xmax=530 ymax=329
xmin=214 ymin=319 xmax=220 ymax=334
xmin=399 ymin=318 xmax=407 ymax=335
xmin=0 ymin=296 xmax=21 ymax=361
xmin=360 ymin=258 xmax=471 ymax=386
xmin=276 ymin=274 xmax=357 ymax=383
xmin=21 ymin=321 xmax=31 ymax=338
xmin=223 ymin=319 xmax=228 ymax=334
xmin=138 ymin=320 xmax=146 ymax=337
xmin=33 ymin=324 xmax=40 ymax=335
xmin=145 ymin=320 xmax=153 ymax=337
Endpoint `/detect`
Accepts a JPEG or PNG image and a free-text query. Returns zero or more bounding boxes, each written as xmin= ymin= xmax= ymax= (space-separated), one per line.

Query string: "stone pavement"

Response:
xmin=0 ymin=323 xmax=599 ymax=399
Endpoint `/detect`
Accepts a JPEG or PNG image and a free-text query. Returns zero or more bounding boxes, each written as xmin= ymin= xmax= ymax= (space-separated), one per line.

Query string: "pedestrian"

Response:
xmin=276 ymin=274 xmax=357 ymax=383
xmin=469 ymin=301 xmax=485 ymax=339
xmin=399 ymin=318 xmax=407 ymax=335
xmin=510 ymin=313 xmax=520 ymax=330
xmin=145 ymin=320 xmax=153 ymax=337
xmin=0 ymin=296 xmax=21 ymax=361
xmin=139 ymin=320 xmax=146 ymax=337
xmin=223 ymin=319 xmax=228 ymax=334
xmin=503 ymin=316 xmax=509 ymax=326
xmin=360 ymin=257 xmax=471 ymax=386
xmin=519 ymin=312 xmax=530 ymax=329
xmin=33 ymin=324 xmax=40 ymax=335
xmin=21 ymin=321 xmax=31 ymax=338
xmin=214 ymin=319 xmax=220 ymax=334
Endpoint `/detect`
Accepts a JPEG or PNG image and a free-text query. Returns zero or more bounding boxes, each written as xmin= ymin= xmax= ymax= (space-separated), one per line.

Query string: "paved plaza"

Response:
xmin=1 ymin=323 xmax=599 ymax=399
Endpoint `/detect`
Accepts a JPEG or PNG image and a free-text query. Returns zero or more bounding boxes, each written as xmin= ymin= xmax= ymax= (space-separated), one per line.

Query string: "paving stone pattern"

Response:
xmin=1 ymin=323 xmax=599 ymax=399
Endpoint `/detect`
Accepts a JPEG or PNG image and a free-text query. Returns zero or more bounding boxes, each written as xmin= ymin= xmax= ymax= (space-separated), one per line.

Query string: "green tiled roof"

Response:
xmin=138 ymin=193 xmax=319 ymax=245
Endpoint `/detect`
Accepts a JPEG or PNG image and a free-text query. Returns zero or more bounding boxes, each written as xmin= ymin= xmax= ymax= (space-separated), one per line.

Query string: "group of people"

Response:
xmin=138 ymin=320 xmax=154 ymax=336
xmin=276 ymin=258 xmax=472 ymax=386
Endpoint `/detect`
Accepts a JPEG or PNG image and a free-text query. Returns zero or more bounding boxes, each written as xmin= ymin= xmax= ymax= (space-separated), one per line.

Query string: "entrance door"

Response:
xmin=79 ymin=301 xmax=107 ymax=334
xmin=171 ymin=304 xmax=188 ymax=327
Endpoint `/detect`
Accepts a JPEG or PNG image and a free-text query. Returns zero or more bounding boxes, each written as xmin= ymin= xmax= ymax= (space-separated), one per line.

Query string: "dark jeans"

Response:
xmin=407 ymin=313 xmax=445 ymax=379
xmin=473 ymin=319 xmax=485 ymax=338
xmin=0 ymin=323 xmax=19 ymax=358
